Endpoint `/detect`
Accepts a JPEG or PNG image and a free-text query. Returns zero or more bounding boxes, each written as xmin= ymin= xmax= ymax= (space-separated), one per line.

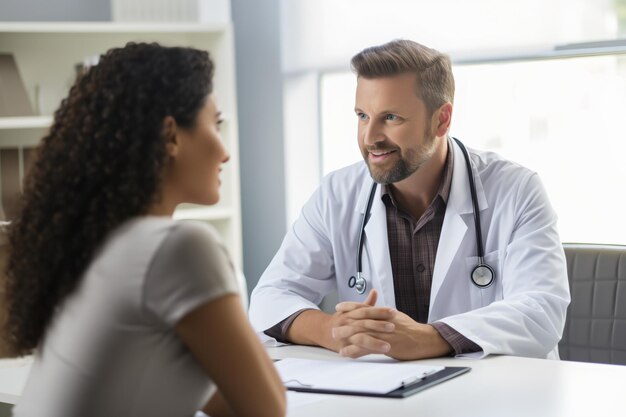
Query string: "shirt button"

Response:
xmin=417 ymin=264 xmax=426 ymax=273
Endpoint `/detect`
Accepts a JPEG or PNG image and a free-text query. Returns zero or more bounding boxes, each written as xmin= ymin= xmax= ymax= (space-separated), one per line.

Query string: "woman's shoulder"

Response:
xmin=148 ymin=220 xmax=231 ymax=275
xmin=143 ymin=219 xmax=238 ymax=327
xmin=158 ymin=220 xmax=225 ymax=259
xmin=169 ymin=219 xmax=222 ymax=243
xmin=109 ymin=217 xmax=220 ymax=247
xmin=99 ymin=217 xmax=229 ymax=278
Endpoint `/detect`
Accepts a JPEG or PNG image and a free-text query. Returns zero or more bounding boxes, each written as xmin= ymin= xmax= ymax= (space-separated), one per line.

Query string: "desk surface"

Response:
xmin=2 ymin=348 xmax=626 ymax=417
xmin=268 ymin=345 xmax=626 ymax=417
xmin=0 ymin=357 xmax=32 ymax=405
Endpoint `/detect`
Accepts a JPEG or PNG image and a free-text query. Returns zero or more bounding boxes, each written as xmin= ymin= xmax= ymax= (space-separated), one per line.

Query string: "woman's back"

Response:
xmin=14 ymin=217 xmax=239 ymax=417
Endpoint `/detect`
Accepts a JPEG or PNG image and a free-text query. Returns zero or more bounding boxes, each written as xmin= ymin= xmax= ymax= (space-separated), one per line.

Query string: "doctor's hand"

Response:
xmin=286 ymin=290 xmax=396 ymax=353
xmin=333 ymin=304 xmax=453 ymax=361
xmin=320 ymin=289 xmax=399 ymax=357
xmin=286 ymin=290 xmax=400 ymax=355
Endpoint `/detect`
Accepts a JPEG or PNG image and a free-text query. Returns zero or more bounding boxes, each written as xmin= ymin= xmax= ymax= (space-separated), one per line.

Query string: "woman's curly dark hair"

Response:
xmin=5 ymin=42 xmax=214 ymax=355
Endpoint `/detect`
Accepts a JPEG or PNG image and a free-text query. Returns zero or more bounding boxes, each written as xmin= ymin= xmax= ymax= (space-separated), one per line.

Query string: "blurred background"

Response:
xmin=1 ymin=0 xmax=625 ymax=297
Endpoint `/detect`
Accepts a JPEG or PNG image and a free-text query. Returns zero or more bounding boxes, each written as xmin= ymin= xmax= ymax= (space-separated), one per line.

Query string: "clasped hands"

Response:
xmin=327 ymin=289 xmax=452 ymax=360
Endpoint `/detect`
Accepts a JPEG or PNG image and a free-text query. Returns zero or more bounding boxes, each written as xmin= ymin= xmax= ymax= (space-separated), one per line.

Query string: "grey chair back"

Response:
xmin=560 ymin=243 xmax=626 ymax=365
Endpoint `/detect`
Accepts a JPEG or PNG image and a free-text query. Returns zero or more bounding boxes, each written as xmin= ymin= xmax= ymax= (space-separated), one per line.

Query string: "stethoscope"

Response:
xmin=348 ymin=137 xmax=495 ymax=295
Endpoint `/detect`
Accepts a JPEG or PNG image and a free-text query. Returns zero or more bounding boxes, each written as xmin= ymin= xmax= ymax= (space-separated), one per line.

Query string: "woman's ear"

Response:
xmin=162 ymin=116 xmax=179 ymax=157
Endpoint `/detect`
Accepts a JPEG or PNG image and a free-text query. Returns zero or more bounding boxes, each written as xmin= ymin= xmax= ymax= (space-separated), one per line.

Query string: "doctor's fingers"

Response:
xmin=338 ymin=333 xmax=391 ymax=359
xmin=342 ymin=306 xmax=396 ymax=321
xmin=335 ymin=301 xmax=372 ymax=313
xmin=331 ymin=319 xmax=395 ymax=340
xmin=334 ymin=289 xmax=379 ymax=313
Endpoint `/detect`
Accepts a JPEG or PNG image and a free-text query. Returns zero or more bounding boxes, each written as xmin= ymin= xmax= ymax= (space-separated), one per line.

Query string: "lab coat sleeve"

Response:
xmin=248 ymin=179 xmax=337 ymax=342
xmin=439 ymin=173 xmax=571 ymax=358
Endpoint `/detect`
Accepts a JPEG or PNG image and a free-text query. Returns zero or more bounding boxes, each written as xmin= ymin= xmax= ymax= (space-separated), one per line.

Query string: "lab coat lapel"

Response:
xmin=356 ymin=183 xmax=396 ymax=308
xmin=430 ymin=140 xmax=488 ymax=312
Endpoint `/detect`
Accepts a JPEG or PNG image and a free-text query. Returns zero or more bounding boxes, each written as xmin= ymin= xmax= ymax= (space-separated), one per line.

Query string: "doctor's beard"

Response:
xmin=363 ymin=131 xmax=438 ymax=185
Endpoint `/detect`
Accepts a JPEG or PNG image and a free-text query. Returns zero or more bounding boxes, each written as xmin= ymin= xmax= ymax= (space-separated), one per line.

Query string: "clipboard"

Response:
xmin=275 ymin=358 xmax=471 ymax=398
xmin=286 ymin=366 xmax=470 ymax=398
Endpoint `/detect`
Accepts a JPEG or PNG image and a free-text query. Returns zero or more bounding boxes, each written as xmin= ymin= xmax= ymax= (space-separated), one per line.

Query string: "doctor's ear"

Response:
xmin=432 ymin=103 xmax=453 ymax=137
xmin=162 ymin=116 xmax=179 ymax=157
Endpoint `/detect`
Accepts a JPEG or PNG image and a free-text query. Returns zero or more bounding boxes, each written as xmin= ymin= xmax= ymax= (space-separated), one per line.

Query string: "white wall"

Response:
xmin=232 ymin=0 xmax=287 ymax=293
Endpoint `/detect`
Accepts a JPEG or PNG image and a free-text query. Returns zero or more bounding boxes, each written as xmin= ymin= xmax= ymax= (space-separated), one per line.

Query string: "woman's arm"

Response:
xmin=176 ymin=294 xmax=286 ymax=417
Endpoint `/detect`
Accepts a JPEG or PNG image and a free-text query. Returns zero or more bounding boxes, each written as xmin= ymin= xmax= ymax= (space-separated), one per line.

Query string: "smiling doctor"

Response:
xmin=249 ymin=39 xmax=570 ymax=360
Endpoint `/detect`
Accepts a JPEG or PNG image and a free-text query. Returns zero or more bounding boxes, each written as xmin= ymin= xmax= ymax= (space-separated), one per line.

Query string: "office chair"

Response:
xmin=559 ymin=243 xmax=626 ymax=365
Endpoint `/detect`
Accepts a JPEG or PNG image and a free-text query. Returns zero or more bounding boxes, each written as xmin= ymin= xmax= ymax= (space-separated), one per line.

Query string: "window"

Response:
xmin=282 ymin=0 xmax=626 ymax=244
xmin=453 ymin=56 xmax=626 ymax=244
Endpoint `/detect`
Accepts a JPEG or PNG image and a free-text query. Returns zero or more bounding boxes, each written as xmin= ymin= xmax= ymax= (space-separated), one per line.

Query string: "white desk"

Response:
xmin=0 ymin=357 xmax=31 ymax=405
xmin=268 ymin=345 xmax=626 ymax=417
xmin=2 ymin=348 xmax=625 ymax=417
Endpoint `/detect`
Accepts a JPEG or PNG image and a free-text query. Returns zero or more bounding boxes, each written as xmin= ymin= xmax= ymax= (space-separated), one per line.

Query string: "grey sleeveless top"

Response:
xmin=14 ymin=217 xmax=239 ymax=417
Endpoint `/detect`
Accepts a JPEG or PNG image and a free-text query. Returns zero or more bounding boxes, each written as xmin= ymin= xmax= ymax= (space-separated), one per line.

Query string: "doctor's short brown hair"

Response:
xmin=351 ymin=39 xmax=455 ymax=114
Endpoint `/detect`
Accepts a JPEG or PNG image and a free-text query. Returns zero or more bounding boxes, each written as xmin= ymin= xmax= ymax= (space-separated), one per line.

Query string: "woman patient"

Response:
xmin=4 ymin=42 xmax=285 ymax=417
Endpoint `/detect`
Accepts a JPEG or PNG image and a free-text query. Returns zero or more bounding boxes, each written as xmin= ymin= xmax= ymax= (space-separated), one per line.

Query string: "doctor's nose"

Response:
xmin=362 ymin=122 xmax=386 ymax=146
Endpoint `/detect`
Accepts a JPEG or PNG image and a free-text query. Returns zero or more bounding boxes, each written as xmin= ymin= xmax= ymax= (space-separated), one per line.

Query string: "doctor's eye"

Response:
xmin=356 ymin=112 xmax=369 ymax=121
xmin=385 ymin=114 xmax=399 ymax=121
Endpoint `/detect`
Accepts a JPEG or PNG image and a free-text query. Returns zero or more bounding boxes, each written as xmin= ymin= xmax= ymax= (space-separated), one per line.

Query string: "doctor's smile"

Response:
xmin=366 ymin=147 xmax=398 ymax=162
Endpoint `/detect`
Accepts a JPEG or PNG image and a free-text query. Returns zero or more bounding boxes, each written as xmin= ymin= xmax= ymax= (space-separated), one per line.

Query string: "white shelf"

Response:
xmin=0 ymin=22 xmax=228 ymax=34
xmin=0 ymin=18 xmax=242 ymax=268
xmin=0 ymin=116 xmax=52 ymax=130
xmin=173 ymin=206 xmax=232 ymax=221
xmin=0 ymin=115 xmax=229 ymax=131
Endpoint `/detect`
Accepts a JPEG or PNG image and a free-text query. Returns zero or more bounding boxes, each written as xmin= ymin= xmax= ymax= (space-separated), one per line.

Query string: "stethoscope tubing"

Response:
xmin=356 ymin=181 xmax=378 ymax=273
xmin=349 ymin=137 xmax=495 ymax=294
xmin=453 ymin=138 xmax=485 ymax=262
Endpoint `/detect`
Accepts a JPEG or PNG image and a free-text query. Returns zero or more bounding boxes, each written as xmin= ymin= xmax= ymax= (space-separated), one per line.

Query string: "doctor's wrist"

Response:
xmin=286 ymin=309 xmax=336 ymax=350
xmin=423 ymin=324 xmax=455 ymax=357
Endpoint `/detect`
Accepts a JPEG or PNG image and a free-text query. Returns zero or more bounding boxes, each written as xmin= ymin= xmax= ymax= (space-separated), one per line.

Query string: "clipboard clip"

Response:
xmin=283 ymin=379 xmax=313 ymax=388
xmin=401 ymin=369 xmax=439 ymax=387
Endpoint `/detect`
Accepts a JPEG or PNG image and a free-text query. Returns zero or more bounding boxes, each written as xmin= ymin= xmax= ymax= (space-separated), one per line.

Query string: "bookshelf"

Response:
xmin=0 ymin=116 xmax=53 ymax=130
xmin=0 ymin=22 xmax=243 ymax=269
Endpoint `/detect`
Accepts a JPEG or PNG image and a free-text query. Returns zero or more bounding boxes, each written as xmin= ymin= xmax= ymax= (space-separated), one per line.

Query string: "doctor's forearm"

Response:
xmin=286 ymin=310 xmax=337 ymax=350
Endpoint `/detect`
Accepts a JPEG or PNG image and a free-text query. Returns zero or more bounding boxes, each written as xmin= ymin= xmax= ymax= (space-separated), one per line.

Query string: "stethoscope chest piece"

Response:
xmin=348 ymin=273 xmax=367 ymax=294
xmin=471 ymin=263 xmax=495 ymax=288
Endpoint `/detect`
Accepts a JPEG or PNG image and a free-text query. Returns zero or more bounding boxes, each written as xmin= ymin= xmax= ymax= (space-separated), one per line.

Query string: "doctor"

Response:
xmin=249 ymin=39 xmax=570 ymax=360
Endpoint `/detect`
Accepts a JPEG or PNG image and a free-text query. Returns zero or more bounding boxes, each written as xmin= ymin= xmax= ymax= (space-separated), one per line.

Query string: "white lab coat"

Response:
xmin=249 ymin=140 xmax=570 ymax=359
